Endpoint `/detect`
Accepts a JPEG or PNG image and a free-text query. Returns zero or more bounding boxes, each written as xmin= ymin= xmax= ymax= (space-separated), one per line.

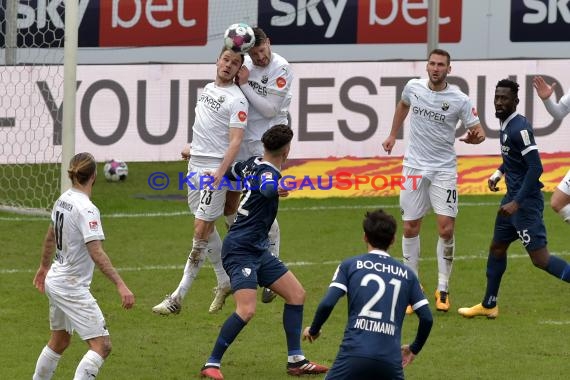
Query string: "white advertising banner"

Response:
xmin=1 ymin=59 xmax=569 ymax=162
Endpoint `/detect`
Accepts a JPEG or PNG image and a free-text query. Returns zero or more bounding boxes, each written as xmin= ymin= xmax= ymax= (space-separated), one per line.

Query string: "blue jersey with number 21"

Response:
xmin=331 ymin=250 xmax=427 ymax=363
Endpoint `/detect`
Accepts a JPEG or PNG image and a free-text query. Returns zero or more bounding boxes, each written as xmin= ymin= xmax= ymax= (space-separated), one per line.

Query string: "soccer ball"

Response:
xmin=103 ymin=159 xmax=128 ymax=182
xmin=224 ymin=23 xmax=255 ymax=53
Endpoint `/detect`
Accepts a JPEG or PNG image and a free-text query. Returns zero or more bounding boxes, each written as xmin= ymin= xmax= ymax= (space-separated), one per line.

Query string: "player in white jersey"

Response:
xmin=533 ymin=75 xmax=570 ymax=222
xmin=224 ymin=27 xmax=294 ymax=303
xmin=32 ymin=152 xmax=135 ymax=380
xmin=382 ymin=49 xmax=485 ymax=313
xmin=152 ymin=47 xmax=249 ymax=316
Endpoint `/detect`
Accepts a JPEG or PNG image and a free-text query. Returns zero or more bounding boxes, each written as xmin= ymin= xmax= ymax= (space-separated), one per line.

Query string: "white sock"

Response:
xmin=558 ymin=204 xmax=570 ymax=223
xmin=288 ymin=354 xmax=306 ymax=363
xmin=268 ymin=219 xmax=280 ymax=258
xmin=172 ymin=238 xmax=208 ymax=300
xmin=225 ymin=213 xmax=237 ymax=229
xmin=402 ymin=235 xmax=420 ymax=276
xmin=73 ymin=350 xmax=104 ymax=380
xmin=206 ymin=227 xmax=230 ymax=287
xmin=33 ymin=345 xmax=61 ymax=380
xmin=436 ymin=236 xmax=455 ymax=292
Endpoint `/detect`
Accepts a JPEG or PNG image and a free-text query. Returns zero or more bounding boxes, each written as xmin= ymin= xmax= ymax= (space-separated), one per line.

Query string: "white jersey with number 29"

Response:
xmin=401 ymin=78 xmax=480 ymax=172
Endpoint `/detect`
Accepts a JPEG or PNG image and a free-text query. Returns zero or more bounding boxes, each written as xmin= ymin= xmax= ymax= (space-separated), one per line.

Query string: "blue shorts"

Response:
xmin=493 ymin=195 xmax=547 ymax=252
xmin=326 ymin=353 xmax=403 ymax=380
xmin=222 ymin=248 xmax=288 ymax=291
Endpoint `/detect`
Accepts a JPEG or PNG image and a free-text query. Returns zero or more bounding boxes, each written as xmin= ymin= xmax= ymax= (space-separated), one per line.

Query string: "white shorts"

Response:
xmin=557 ymin=169 xmax=570 ymax=195
xmin=45 ymin=281 xmax=109 ymax=340
xmin=237 ymin=140 xmax=263 ymax=161
xmin=187 ymin=159 xmax=228 ymax=222
xmin=400 ymin=166 xmax=458 ymax=221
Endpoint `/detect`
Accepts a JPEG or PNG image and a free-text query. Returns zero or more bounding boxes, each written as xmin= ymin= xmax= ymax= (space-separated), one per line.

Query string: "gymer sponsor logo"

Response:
xmin=412 ymin=106 xmax=446 ymax=122
xmin=198 ymin=94 xmax=221 ymax=111
xmin=249 ymin=81 xmax=268 ymax=96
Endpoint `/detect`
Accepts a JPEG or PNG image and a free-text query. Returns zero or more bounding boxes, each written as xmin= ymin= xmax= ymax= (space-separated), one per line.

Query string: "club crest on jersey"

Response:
xmin=89 ymin=220 xmax=98 ymax=231
xmin=441 ymin=102 xmax=449 ymax=111
xmin=238 ymin=111 xmax=247 ymax=122
xmin=241 ymin=268 xmax=252 ymax=277
xmin=472 ymin=107 xmax=478 ymax=117
xmin=261 ymin=75 xmax=268 ymax=84
xmin=218 ymin=95 xmax=226 ymax=103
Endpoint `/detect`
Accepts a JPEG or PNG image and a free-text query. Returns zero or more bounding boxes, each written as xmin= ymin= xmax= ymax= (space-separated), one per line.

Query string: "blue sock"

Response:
xmin=482 ymin=253 xmax=507 ymax=308
xmin=207 ymin=312 xmax=247 ymax=364
xmin=283 ymin=304 xmax=304 ymax=357
xmin=545 ymin=255 xmax=570 ymax=282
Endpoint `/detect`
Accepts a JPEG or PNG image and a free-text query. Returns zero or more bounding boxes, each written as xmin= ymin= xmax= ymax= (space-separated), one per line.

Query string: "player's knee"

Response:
xmin=285 ymin=287 xmax=306 ymax=305
xmin=48 ymin=337 xmax=71 ymax=354
xmin=403 ymin=222 xmax=420 ymax=237
xmin=489 ymin=242 xmax=507 ymax=258
xmin=530 ymin=254 xmax=549 ymax=269
xmin=101 ymin=340 xmax=112 ymax=358
xmin=238 ymin=308 xmax=256 ymax=322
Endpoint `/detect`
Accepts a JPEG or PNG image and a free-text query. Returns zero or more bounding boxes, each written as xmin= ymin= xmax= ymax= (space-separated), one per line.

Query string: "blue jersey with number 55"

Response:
xmin=223 ymin=156 xmax=281 ymax=255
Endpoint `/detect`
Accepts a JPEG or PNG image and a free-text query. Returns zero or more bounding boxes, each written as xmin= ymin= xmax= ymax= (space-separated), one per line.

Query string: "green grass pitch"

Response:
xmin=1 ymin=161 xmax=569 ymax=379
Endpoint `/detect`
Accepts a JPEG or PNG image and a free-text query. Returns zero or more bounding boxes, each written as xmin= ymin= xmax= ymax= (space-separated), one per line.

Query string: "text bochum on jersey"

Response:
xmin=352 ymin=260 xmax=409 ymax=336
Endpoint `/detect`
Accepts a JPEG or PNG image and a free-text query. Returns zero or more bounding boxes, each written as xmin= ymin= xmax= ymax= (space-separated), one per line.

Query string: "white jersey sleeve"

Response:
xmin=77 ymin=204 xmax=105 ymax=244
xmin=543 ymin=89 xmax=570 ymax=120
xmin=241 ymin=53 xmax=293 ymax=141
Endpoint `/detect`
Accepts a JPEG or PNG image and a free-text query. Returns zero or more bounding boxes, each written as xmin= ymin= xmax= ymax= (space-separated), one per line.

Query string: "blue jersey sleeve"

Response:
xmin=408 ymin=304 xmax=433 ymax=355
xmin=308 ymin=286 xmax=346 ymax=336
xmin=259 ymin=169 xmax=279 ymax=198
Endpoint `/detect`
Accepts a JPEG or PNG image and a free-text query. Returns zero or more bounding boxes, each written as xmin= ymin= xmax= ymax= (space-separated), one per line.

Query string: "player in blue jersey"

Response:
xmin=458 ymin=79 xmax=570 ymax=318
xmin=200 ymin=124 xmax=328 ymax=380
xmin=303 ymin=209 xmax=433 ymax=380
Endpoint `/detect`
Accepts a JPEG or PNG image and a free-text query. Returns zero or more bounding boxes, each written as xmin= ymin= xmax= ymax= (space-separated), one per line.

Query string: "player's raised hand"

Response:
xmin=382 ymin=136 xmax=396 ymax=154
xmin=236 ymin=65 xmax=250 ymax=86
xmin=532 ymin=76 xmax=556 ymax=100
xmin=302 ymin=326 xmax=320 ymax=343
